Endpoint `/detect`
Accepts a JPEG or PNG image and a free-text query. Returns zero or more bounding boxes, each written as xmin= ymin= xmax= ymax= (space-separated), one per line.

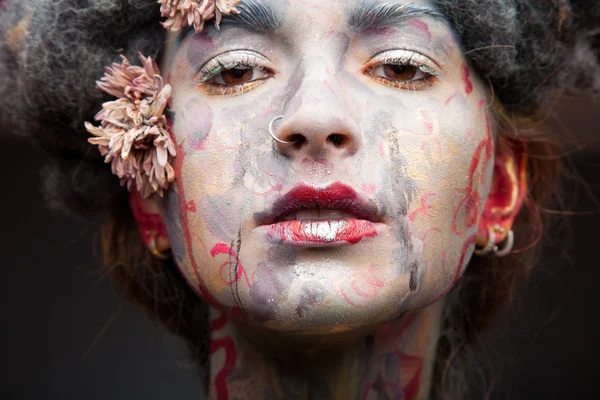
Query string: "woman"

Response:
xmin=1 ymin=0 xmax=598 ymax=398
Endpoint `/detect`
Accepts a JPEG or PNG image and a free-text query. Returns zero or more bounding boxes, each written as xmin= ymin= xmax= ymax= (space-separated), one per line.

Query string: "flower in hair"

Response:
xmin=158 ymin=0 xmax=242 ymax=32
xmin=85 ymin=53 xmax=176 ymax=199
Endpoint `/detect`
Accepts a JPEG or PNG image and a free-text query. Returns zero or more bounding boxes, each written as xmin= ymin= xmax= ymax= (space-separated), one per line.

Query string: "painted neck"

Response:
xmin=207 ymin=302 xmax=444 ymax=400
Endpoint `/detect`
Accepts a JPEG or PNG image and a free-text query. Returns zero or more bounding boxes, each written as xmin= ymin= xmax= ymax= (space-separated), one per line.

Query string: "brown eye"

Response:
xmin=382 ymin=64 xmax=418 ymax=81
xmin=221 ymin=67 xmax=254 ymax=85
xmin=364 ymin=50 xmax=441 ymax=91
xmin=367 ymin=62 xmax=432 ymax=90
xmin=198 ymin=51 xmax=275 ymax=96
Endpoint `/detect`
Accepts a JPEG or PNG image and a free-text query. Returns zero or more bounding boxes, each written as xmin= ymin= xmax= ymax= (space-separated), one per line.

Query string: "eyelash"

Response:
xmin=362 ymin=49 xmax=443 ymax=91
xmin=195 ymin=50 xmax=275 ymax=96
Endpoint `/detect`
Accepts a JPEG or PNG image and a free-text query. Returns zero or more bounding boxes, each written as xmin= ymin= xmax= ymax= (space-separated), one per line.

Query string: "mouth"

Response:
xmin=258 ymin=182 xmax=382 ymax=247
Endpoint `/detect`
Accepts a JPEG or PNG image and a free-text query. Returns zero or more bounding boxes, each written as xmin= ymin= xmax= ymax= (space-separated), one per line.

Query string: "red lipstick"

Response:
xmin=260 ymin=183 xmax=381 ymax=247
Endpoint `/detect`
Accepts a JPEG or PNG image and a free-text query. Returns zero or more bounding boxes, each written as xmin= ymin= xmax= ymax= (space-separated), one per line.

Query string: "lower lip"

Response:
xmin=265 ymin=219 xmax=378 ymax=247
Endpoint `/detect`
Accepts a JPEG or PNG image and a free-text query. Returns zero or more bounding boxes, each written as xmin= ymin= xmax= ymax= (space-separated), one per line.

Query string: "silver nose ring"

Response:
xmin=269 ymin=115 xmax=295 ymax=145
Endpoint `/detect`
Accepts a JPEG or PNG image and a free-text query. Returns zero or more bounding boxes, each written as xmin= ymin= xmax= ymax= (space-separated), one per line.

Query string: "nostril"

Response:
xmin=327 ymin=133 xmax=346 ymax=148
xmin=290 ymin=133 xmax=307 ymax=149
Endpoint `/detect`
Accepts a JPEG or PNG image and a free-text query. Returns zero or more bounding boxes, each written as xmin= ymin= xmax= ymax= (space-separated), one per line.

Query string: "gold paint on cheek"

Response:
xmin=446 ymin=136 xmax=460 ymax=156
xmin=217 ymin=121 xmax=246 ymax=149
xmin=406 ymin=165 xmax=433 ymax=193
xmin=185 ymin=145 xmax=237 ymax=196
xmin=404 ymin=132 xmax=443 ymax=194
xmin=207 ymin=258 xmax=231 ymax=295
xmin=403 ymin=113 xmax=444 ymax=189
xmin=185 ymin=211 xmax=233 ymax=295
xmin=184 ymin=262 xmax=200 ymax=286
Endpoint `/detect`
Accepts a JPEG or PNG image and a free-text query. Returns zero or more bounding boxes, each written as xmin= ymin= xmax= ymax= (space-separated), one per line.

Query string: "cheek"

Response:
xmin=401 ymin=96 xmax=495 ymax=306
xmin=165 ymin=94 xmax=292 ymax=302
xmin=181 ymin=97 xmax=213 ymax=150
xmin=163 ymin=150 xmax=251 ymax=307
xmin=160 ymin=188 xmax=226 ymax=308
xmin=404 ymin=95 xmax=494 ymax=225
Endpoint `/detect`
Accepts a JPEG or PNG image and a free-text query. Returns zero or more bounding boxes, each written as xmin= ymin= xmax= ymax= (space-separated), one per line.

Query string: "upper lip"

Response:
xmin=258 ymin=182 xmax=382 ymax=225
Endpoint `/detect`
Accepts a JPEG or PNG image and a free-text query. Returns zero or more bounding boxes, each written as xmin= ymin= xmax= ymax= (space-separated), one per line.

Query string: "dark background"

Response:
xmin=1 ymin=97 xmax=599 ymax=399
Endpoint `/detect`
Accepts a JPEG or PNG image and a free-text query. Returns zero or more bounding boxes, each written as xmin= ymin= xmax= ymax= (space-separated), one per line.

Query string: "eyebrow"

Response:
xmin=176 ymin=0 xmax=282 ymax=46
xmin=349 ymin=0 xmax=448 ymax=31
xmin=220 ymin=0 xmax=283 ymax=32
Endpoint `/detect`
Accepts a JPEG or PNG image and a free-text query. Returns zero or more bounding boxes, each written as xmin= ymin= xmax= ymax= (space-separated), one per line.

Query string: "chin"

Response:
xmin=235 ymin=283 xmax=413 ymax=333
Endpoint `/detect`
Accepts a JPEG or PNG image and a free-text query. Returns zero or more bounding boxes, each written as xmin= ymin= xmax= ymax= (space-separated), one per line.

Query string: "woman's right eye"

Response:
xmin=210 ymin=65 xmax=270 ymax=86
xmin=197 ymin=51 xmax=275 ymax=96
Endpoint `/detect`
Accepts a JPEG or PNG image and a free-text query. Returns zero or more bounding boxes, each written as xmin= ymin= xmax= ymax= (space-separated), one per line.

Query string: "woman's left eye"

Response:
xmin=373 ymin=64 xmax=427 ymax=82
xmin=363 ymin=50 xmax=442 ymax=90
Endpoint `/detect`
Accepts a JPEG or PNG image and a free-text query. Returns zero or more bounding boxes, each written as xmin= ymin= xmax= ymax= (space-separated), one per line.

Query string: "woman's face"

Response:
xmin=159 ymin=0 xmax=494 ymax=332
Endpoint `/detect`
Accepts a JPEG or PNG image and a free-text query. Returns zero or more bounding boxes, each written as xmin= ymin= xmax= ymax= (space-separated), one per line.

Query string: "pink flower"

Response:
xmin=86 ymin=53 xmax=177 ymax=199
xmin=158 ymin=0 xmax=241 ymax=32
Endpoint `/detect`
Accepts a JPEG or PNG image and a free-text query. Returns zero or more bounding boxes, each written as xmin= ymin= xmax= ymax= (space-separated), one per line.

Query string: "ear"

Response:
xmin=476 ymin=137 xmax=528 ymax=248
xmin=129 ymin=191 xmax=171 ymax=258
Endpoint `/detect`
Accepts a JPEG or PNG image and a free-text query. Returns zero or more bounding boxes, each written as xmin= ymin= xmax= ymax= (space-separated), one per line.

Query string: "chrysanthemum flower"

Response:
xmin=158 ymin=0 xmax=241 ymax=32
xmin=85 ymin=53 xmax=176 ymax=199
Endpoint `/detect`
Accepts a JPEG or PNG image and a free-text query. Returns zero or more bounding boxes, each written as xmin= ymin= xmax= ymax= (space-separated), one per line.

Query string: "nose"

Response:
xmin=272 ymin=80 xmax=361 ymax=159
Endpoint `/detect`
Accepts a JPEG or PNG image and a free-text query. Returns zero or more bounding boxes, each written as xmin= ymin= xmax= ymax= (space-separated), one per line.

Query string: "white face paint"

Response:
xmin=159 ymin=0 xmax=494 ymax=332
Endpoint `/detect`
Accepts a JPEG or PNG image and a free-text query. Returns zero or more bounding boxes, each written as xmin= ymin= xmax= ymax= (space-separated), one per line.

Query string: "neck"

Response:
xmin=207 ymin=302 xmax=444 ymax=400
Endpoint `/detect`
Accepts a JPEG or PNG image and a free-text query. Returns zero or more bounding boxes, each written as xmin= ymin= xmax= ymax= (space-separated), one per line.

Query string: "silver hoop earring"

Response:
xmin=269 ymin=115 xmax=295 ymax=145
xmin=493 ymin=229 xmax=514 ymax=257
xmin=475 ymin=225 xmax=515 ymax=257
xmin=474 ymin=226 xmax=496 ymax=257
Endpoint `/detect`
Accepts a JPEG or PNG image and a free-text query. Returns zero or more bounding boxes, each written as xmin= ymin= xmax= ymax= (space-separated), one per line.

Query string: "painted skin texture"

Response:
xmin=152 ymin=0 xmax=498 ymax=398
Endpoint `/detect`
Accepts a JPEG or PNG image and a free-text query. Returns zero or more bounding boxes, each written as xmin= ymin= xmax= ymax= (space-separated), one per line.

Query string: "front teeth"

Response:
xmin=284 ymin=210 xmax=353 ymax=221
